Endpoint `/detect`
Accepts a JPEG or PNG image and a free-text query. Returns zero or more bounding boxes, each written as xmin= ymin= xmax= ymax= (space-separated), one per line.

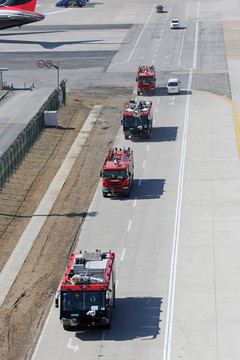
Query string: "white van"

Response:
xmin=167 ymin=78 xmax=181 ymax=94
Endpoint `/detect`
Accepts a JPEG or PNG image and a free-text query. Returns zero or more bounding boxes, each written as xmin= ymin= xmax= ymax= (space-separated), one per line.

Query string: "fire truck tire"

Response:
xmin=125 ymin=134 xmax=129 ymax=140
xmin=63 ymin=324 xmax=71 ymax=331
xmin=103 ymin=193 xmax=107 ymax=197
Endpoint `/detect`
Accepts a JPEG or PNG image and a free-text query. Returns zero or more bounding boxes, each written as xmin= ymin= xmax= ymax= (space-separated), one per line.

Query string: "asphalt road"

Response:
xmin=1 ymin=0 xmax=240 ymax=359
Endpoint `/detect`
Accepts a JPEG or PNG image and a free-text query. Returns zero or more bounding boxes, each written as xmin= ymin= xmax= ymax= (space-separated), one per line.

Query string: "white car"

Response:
xmin=171 ymin=18 xmax=180 ymax=29
xmin=167 ymin=78 xmax=181 ymax=94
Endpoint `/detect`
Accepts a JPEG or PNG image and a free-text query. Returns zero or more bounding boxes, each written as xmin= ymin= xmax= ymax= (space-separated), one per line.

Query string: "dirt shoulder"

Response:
xmin=0 ymin=88 xmax=132 ymax=360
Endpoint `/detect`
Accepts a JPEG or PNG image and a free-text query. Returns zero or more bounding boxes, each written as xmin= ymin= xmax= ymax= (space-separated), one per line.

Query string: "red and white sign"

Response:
xmin=37 ymin=60 xmax=45 ymax=68
xmin=45 ymin=60 xmax=53 ymax=69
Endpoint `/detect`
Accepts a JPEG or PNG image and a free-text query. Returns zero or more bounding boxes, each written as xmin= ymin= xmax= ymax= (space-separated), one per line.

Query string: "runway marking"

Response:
xmin=0 ymin=99 xmax=31 ymax=135
xmin=178 ymin=3 xmax=190 ymax=68
xmin=114 ymin=4 xmax=156 ymax=64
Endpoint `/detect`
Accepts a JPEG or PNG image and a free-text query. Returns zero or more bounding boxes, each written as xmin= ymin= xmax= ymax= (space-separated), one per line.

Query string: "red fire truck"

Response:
xmin=136 ymin=65 xmax=156 ymax=95
xmin=55 ymin=250 xmax=115 ymax=330
xmin=121 ymin=99 xmax=153 ymax=139
xmin=100 ymin=147 xmax=134 ymax=197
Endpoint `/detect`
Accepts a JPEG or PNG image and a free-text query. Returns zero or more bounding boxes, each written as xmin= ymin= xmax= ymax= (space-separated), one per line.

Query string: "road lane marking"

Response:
xmin=147 ymin=144 xmax=150 ymax=152
xmin=197 ymin=90 xmax=240 ymax=157
xmin=163 ymin=68 xmax=193 ymax=360
xmin=133 ymin=197 xmax=137 ymax=207
xmin=120 ymin=247 xmax=126 ymax=261
xmin=0 ymin=99 xmax=31 ymax=135
xmin=142 ymin=160 xmax=146 ymax=168
xmin=138 ymin=178 xmax=142 ymax=186
xmin=127 ymin=220 xmax=132 ymax=233
xmin=67 ymin=338 xmax=79 ymax=353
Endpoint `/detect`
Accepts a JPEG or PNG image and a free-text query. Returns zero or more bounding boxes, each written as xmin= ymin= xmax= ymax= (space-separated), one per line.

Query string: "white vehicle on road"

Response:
xmin=171 ymin=18 xmax=180 ymax=29
xmin=167 ymin=78 xmax=181 ymax=94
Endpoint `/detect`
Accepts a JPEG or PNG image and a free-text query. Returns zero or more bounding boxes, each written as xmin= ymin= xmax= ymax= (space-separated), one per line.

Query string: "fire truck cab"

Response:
xmin=136 ymin=65 xmax=156 ymax=95
xmin=100 ymin=147 xmax=134 ymax=197
xmin=56 ymin=250 xmax=115 ymax=330
xmin=122 ymin=99 xmax=153 ymax=139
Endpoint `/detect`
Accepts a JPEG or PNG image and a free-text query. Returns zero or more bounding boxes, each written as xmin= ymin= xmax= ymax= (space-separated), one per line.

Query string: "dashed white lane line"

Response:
xmin=120 ymin=247 xmax=126 ymax=261
xmin=0 ymin=105 xmax=103 ymax=308
xmin=138 ymin=179 xmax=142 ymax=186
xmin=155 ymin=108 xmax=158 ymax=113
xmin=142 ymin=160 xmax=146 ymax=168
xmin=147 ymin=145 xmax=150 ymax=152
xmin=133 ymin=197 xmax=137 ymax=207
xmin=127 ymin=220 xmax=132 ymax=233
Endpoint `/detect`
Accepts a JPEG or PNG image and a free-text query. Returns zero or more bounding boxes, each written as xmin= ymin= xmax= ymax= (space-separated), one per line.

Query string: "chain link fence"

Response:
xmin=0 ymin=80 xmax=66 ymax=190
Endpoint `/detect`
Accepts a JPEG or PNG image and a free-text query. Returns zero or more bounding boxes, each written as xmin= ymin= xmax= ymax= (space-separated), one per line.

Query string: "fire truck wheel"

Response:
xmin=103 ymin=193 xmax=107 ymax=198
xmin=63 ymin=324 xmax=71 ymax=331
xmin=125 ymin=134 xmax=129 ymax=140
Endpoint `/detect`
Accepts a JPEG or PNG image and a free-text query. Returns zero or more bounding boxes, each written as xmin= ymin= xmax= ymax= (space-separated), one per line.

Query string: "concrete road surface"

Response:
xmin=1 ymin=0 xmax=240 ymax=359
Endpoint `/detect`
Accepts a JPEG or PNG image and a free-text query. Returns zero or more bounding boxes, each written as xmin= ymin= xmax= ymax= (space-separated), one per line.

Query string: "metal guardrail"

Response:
xmin=0 ymin=80 xmax=66 ymax=189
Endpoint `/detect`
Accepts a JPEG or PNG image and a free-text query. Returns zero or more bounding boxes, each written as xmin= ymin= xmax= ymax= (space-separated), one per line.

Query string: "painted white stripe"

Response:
xmin=163 ymin=15 xmax=199 ymax=359
xmin=133 ymin=197 xmax=137 ymax=207
xmin=120 ymin=248 xmax=126 ymax=261
xmin=138 ymin=179 xmax=142 ymax=186
xmin=142 ymin=160 xmax=146 ymax=168
xmin=127 ymin=220 xmax=132 ymax=233
xmin=147 ymin=145 xmax=150 ymax=152
xmin=117 ymin=5 xmax=155 ymax=64
xmin=155 ymin=108 xmax=158 ymax=113
xmin=0 ymin=105 xmax=102 ymax=308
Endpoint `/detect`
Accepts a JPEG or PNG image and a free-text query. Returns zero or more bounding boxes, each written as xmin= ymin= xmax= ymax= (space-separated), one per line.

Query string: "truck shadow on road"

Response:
xmin=126 ymin=127 xmax=178 ymax=143
xmin=109 ymin=179 xmax=165 ymax=201
xmin=75 ymin=296 xmax=162 ymax=341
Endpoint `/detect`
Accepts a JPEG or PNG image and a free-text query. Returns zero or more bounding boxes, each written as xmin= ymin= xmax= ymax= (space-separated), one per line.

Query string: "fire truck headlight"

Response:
xmin=123 ymin=186 xmax=129 ymax=190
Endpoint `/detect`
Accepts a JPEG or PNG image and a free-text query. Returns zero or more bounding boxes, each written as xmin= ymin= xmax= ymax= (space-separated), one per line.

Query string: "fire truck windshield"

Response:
xmin=138 ymin=76 xmax=154 ymax=83
xmin=124 ymin=115 xmax=148 ymax=128
xmin=62 ymin=291 xmax=106 ymax=312
xmin=103 ymin=169 xmax=127 ymax=179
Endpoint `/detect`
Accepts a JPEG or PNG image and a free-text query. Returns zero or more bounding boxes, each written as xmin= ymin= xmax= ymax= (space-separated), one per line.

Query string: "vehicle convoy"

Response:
xmin=121 ymin=99 xmax=153 ymax=139
xmin=100 ymin=147 xmax=134 ymax=197
xmin=55 ymin=250 xmax=115 ymax=330
xmin=136 ymin=65 xmax=156 ymax=95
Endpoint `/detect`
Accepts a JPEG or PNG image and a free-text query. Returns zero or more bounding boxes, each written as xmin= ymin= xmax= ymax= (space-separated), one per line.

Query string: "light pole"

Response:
xmin=0 ymin=68 xmax=9 ymax=90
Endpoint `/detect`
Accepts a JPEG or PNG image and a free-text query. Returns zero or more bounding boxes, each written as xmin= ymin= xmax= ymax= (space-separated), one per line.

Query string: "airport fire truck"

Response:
xmin=121 ymin=99 xmax=153 ymax=139
xmin=136 ymin=65 xmax=156 ymax=95
xmin=100 ymin=147 xmax=134 ymax=197
xmin=55 ymin=250 xmax=115 ymax=330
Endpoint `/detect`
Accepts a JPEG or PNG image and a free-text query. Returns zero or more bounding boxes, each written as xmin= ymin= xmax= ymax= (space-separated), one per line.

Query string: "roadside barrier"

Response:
xmin=0 ymin=80 xmax=66 ymax=189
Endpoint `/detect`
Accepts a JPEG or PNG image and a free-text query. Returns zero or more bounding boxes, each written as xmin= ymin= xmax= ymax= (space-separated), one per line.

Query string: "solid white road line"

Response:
xmin=163 ymin=16 xmax=200 ymax=360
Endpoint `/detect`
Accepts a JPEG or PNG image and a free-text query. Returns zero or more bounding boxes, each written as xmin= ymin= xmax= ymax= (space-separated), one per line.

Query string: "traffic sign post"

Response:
xmin=37 ymin=59 xmax=60 ymax=92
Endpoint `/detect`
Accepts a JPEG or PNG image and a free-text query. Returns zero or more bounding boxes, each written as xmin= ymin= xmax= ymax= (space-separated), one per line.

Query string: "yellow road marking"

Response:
xmin=0 ymin=99 xmax=32 ymax=136
xmin=195 ymin=90 xmax=240 ymax=157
